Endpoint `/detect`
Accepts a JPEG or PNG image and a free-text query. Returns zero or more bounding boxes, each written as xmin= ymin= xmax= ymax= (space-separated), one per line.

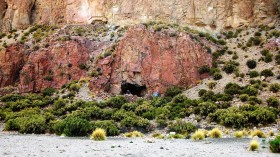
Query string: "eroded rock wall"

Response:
xmin=0 ymin=44 xmax=29 ymax=87
xmin=0 ymin=0 xmax=279 ymax=31
xmin=19 ymin=37 xmax=93 ymax=93
xmin=91 ymin=26 xmax=212 ymax=95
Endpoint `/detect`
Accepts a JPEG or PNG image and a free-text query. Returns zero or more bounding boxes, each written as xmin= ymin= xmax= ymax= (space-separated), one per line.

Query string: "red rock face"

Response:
xmin=0 ymin=26 xmax=212 ymax=95
xmin=0 ymin=44 xmax=28 ymax=87
xmin=19 ymin=37 xmax=92 ymax=93
xmin=91 ymin=26 xmax=212 ymax=95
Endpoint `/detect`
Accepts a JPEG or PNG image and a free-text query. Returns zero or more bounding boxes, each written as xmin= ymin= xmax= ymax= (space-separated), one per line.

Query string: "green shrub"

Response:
xmin=53 ymin=98 xmax=66 ymax=110
xmin=5 ymin=119 xmax=20 ymax=131
xmin=246 ymin=37 xmax=262 ymax=47
xmin=91 ymin=120 xmax=119 ymax=136
xmin=5 ymin=115 xmax=46 ymax=134
xmin=198 ymin=65 xmax=210 ymax=74
xmin=4 ymin=99 xmax=33 ymax=111
xmin=165 ymin=86 xmax=183 ymax=97
xmin=0 ymin=94 xmax=24 ymax=102
xmin=224 ymin=83 xmax=242 ymax=95
xmin=198 ymin=102 xmax=218 ymax=116
xmin=69 ymin=84 xmax=81 ymax=92
xmin=264 ymin=53 xmax=273 ymax=63
xmin=270 ymin=136 xmax=280 ymax=153
xmin=120 ymin=115 xmax=150 ymax=130
xmin=267 ymin=97 xmax=280 ymax=108
xmin=78 ymin=63 xmax=89 ymax=70
xmin=254 ymin=32 xmax=262 ymax=36
xmin=42 ymin=88 xmax=56 ymax=96
xmin=223 ymin=61 xmax=239 ymax=74
xmin=112 ymin=109 xmax=133 ymax=121
xmin=239 ymin=94 xmax=249 ymax=102
xmin=53 ymin=116 xmax=91 ymax=136
xmin=106 ymin=95 xmax=127 ymax=108
xmin=261 ymin=49 xmax=270 ymax=56
xmin=208 ymin=105 xmax=277 ymax=128
xmin=249 ymin=71 xmax=259 ymax=78
xmin=260 ymin=69 xmax=274 ymax=77
xmin=135 ymin=101 xmax=154 ymax=116
xmin=136 ymin=118 xmax=151 ymax=130
xmin=248 ymin=96 xmax=262 ymax=105
xmin=242 ymin=86 xmax=258 ymax=96
xmin=168 ymin=119 xmax=195 ymax=134
xmin=198 ymin=89 xmax=207 ymax=97
xmin=200 ymin=91 xmax=216 ymax=101
xmin=246 ymin=60 xmax=257 ymax=69
xmin=213 ymin=72 xmax=222 ymax=80
xmin=270 ymin=83 xmax=280 ymax=93
xmin=208 ymin=81 xmax=217 ymax=89
xmin=168 ymin=133 xmax=186 ymax=139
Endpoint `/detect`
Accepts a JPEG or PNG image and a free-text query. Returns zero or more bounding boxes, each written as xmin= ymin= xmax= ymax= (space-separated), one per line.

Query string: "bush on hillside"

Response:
xmin=105 ymin=95 xmax=127 ymax=108
xmin=168 ymin=119 xmax=195 ymax=134
xmin=91 ymin=120 xmax=120 ymax=136
xmin=53 ymin=116 xmax=91 ymax=136
xmin=165 ymin=86 xmax=183 ymax=97
xmin=267 ymin=97 xmax=280 ymax=108
xmin=246 ymin=60 xmax=257 ymax=69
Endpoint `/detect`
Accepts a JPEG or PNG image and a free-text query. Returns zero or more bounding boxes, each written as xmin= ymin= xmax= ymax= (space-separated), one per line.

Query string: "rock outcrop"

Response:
xmin=0 ymin=25 xmax=212 ymax=94
xmin=0 ymin=44 xmax=28 ymax=88
xmin=0 ymin=0 xmax=279 ymax=31
xmin=91 ymin=26 xmax=212 ymax=95
xmin=2 ymin=0 xmax=36 ymax=30
xmin=19 ymin=37 xmax=93 ymax=93
xmin=0 ymin=0 xmax=6 ymax=30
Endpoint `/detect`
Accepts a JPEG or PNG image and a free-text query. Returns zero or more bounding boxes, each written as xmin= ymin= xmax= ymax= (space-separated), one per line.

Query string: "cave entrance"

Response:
xmin=121 ymin=82 xmax=147 ymax=97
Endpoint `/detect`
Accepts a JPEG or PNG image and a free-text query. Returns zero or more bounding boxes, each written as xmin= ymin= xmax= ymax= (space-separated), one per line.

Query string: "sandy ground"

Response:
xmin=0 ymin=131 xmax=278 ymax=157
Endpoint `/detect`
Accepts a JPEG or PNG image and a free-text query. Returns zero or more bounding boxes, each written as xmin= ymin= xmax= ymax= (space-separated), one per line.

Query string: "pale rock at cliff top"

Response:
xmin=0 ymin=0 xmax=279 ymax=31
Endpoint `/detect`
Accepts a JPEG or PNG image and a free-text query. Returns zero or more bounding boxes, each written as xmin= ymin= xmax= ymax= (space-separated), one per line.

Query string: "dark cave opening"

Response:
xmin=121 ymin=82 xmax=147 ymax=97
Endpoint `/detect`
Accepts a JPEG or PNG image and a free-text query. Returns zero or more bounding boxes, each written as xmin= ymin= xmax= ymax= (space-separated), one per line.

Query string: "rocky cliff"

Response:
xmin=0 ymin=0 xmax=279 ymax=32
xmin=91 ymin=26 xmax=212 ymax=95
xmin=0 ymin=24 xmax=213 ymax=95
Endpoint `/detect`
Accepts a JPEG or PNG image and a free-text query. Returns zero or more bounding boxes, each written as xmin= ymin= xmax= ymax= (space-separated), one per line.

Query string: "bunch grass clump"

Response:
xmin=234 ymin=131 xmax=244 ymax=138
xmin=152 ymin=132 xmax=164 ymax=139
xmin=249 ymin=140 xmax=259 ymax=151
xmin=91 ymin=128 xmax=106 ymax=141
xmin=242 ymin=129 xmax=249 ymax=137
xmin=268 ymin=130 xmax=274 ymax=137
xmin=192 ymin=130 xmax=206 ymax=140
xmin=168 ymin=133 xmax=186 ymax=139
xmin=209 ymin=128 xmax=222 ymax=138
xmin=251 ymin=130 xmax=266 ymax=138
xmin=124 ymin=131 xmax=144 ymax=138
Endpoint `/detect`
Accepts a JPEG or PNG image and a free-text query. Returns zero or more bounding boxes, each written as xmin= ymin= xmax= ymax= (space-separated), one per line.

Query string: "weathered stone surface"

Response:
xmin=19 ymin=37 xmax=92 ymax=93
xmin=31 ymin=0 xmax=67 ymax=25
xmin=0 ymin=44 xmax=28 ymax=88
xmin=91 ymin=26 xmax=212 ymax=95
xmin=0 ymin=25 xmax=212 ymax=94
xmin=2 ymin=0 xmax=35 ymax=30
xmin=0 ymin=0 xmax=6 ymax=30
xmin=0 ymin=0 xmax=279 ymax=31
